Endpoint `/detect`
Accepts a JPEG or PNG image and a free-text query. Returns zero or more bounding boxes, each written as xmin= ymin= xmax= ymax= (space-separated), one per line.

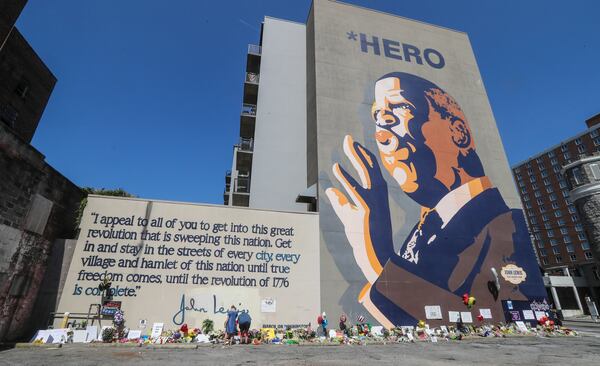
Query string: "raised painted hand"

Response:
xmin=325 ymin=135 xmax=395 ymax=284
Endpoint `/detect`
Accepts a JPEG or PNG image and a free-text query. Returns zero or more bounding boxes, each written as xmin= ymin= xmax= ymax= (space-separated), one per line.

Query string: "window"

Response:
xmin=541 ymin=170 xmax=548 ymax=177
xmin=550 ymin=193 xmax=557 ymax=201
xmin=536 ymin=198 xmax=544 ymax=205
xmin=568 ymin=205 xmax=576 ymax=213
xmin=534 ymin=233 xmax=542 ymax=240
xmin=521 ymin=188 xmax=527 ymax=194
xmin=550 ymin=239 xmax=558 ymax=246
xmin=585 ymin=252 xmax=593 ymax=260
xmin=525 ymin=202 xmax=532 ymax=209
xmin=539 ymin=248 xmax=547 ymax=256
xmin=556 ymin=255 xmax=563 ymax=263
xmin=591 ymin=164 xmax=600 ymax=180
xmin=551 ymin=202 xmax=560 ymax=209
xmin=553 ymin=247 xmax=561 ymax=254
xmin=545 ymin=222 xmax=552 ymax=230
xmin=14 ymin=80 xmax=29 ymax=99
xmin=561 ymin=145 xmax=569 ymax=152
xmin=517 ymin=173 xmax=523 ymax=180
xmin=527 ymin=168 xmax=534 ymax=175
xmin=571 ymin=215 xmax=579 ymax=222
xmin=537 ymin=241 xmax=544 ymax=248
xmin=576 ymin=224 xmax=583 ymax=232
xmin=591 ymin=129 xmax=599 ymax=138
xmin=578 ymin=145 xmax=586 ymax=153
xmin=530 ymin=176 xmax=537 ymax=183
xmin=547 ymin=230 xmax=555 ymax=237
xmin=582 ymin=242 xmax=590 ymax=250
xmin=554 ymin=210 xmax=563 ymax=218
xmin=575 ymin=138 xmax=583 ymax=145
xmin=594 ymin=137 xmax=600 ymax=146
xmin=564 ymin=236 xmax=572 ymax=243
xmin=0 ymin=104 xmax=18 ymax=128
xmin=559 ymin=179 xmax=567 ymax=188
xmin=542 ymin=214 xmax=550 ymax=222
xmin=519 ymin=181 xmax=526 ymax=188
xmin=530 ymin=217 xmax=538 ymax=224
xmin=542 ymin=258 xmax=549 ymax=265
xmin=539 ymin=205 xmax=547 ymax=213
xmin=562 ymin=190 xmax=570 ymax=198
xmin=526 ymin=162 xmax=532 ymax=168
xmin=536 ymin=157 xmax=543 ymax=164
xmin=553 ymin=166 xmax=561 ymax=173
xmin=532 ymin=183 xmax=539 ymax=189
xmin=566 ymin=244 xmax=575 ymax=253
xmin=534 ymin=191 xmax=542 ymax=198
xmin=548 ymin=151 xmax=556 ymax=158
xmin=523 ymin=195 xmax=531 ymax=201
xmin=560 ymin=228 xmax=568 ymax=235
xmin=546 ymin=186 xmax=554 ymax=193
xmin=572 ymin=167 xmax=584 ymax=185
xmin=578 ymin=233 xmax=587 ymax=241
xmin=563 ymin=152 xmax=571 ymax=160
xmin=558 ymin=219 xmax=566 ymax=226
xmin=570 ymin=254 xmax=577 ymax=262
xmin=551 ymin=158 xmax=559 ymax=165
xmin=543 ymin=178 xmax=551 ymax=186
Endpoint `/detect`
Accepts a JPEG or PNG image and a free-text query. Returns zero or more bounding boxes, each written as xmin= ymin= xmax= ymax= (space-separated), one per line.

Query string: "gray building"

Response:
xmin=224 ymin=18 xmax=308 ymax=212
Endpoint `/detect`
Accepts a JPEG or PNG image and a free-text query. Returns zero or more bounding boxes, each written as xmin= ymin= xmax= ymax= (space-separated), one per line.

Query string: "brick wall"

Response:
xmin=0 ymin=122 xmax=83 ymax=341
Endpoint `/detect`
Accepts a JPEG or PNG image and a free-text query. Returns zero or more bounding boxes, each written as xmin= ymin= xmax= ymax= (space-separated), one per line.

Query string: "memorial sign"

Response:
xmin=56 ymin=196 xmax=320 ymax=329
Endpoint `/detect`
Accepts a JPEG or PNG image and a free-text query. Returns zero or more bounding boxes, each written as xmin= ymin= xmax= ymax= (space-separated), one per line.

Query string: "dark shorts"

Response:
xmin=239 ymin=322 xmax=250 ymax=334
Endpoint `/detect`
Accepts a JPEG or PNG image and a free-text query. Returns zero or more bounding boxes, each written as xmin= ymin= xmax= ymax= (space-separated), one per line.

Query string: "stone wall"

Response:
xmin=0 ymin=122 xmax=82 ymax=341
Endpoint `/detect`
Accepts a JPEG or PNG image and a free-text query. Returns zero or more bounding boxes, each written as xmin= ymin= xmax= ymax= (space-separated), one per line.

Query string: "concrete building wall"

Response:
xmin=310 ymin=0 xmax=545 ymax=326
xmin=249 ymin=18 xmax=308 ymax=212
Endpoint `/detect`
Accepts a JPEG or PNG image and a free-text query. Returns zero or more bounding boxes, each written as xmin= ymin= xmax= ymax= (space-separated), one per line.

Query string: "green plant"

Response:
xmin=76 ymin=187 xmax=134 ymax=227
xmin=102 ymin=327 xmax=116 ymax=343
xmin=201 ymin=319 xmax=214 ymax=334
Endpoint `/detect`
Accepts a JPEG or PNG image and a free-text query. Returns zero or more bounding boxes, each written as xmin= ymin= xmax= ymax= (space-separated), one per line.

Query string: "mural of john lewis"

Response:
xmin=325 ymin=72 xmax=546 ymax=328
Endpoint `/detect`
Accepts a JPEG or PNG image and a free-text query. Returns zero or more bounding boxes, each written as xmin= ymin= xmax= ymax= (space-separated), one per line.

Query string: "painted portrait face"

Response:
xmin=372 ymin=74 xmax=482 ymax=208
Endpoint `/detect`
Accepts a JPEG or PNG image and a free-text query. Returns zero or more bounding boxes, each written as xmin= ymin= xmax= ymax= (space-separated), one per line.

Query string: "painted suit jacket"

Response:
xmin=368 ymin=188 xmax=546 ymax=326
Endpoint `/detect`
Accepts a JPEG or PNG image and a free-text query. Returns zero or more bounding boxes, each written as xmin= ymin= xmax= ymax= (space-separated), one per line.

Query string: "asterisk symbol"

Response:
xmin=347 ymin=31 xmax=357 ymax=41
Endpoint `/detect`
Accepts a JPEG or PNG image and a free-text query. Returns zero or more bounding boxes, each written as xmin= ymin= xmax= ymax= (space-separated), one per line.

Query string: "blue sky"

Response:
xmin=17 ymin=0 xmax=600 ymax=204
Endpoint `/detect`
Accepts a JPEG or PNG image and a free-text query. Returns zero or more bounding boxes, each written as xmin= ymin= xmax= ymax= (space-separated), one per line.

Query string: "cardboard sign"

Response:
xmin=460 ymin=312 xmax=473 ymax=323
xmin=127 ymin=330 xmax=142 ymax=339
xmin=448 ymin=311 xmax=460 ymax=322
xmin=535 ymin=311 xmax=546 ymax=320
xmin=515 ymin=321 xmax=528 ymax=333
xmin=49 ymin=329 xmax=68 ymax=344
xmin=370 ymin=326 xmax=383 ymax=336
xmin=72 ymin=330 xmax=87 ymax=343
xmin=522 ymin=310 xmax=535 ymax=320
xmin=479 ymin=308 xmax=492 ymax=319
xmin=85 ymin=326 xmax=97 ymax=342
xmin=101 ymin=300 xmax=122 ymax=316
xmin=509 ymin=311 xmax=521 ymax=321
xmin=150 ymin=323 xmax=164 ymax=338
xmin=260 ymin=298 xmax=276 ymax=313
xmin=424 ymin=305 xmax=443 ymax=320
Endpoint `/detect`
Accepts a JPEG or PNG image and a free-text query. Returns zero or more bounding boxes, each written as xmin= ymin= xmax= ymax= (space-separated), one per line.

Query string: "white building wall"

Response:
xmin=249 ymin=17 xmax=307 ymax=211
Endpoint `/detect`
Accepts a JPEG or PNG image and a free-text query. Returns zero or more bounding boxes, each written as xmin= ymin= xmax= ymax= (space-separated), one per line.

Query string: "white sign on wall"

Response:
xmin=55 ymin=196 xmax=320 ymax=330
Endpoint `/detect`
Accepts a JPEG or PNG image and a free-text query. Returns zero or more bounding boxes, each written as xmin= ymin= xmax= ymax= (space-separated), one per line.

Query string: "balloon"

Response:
xmin=417 ymin=320 xmax=426 ymax=328
xmin=477 ymin=315 xmax=484 ymax=322
xmin=467 ymin=296 xmax=476 ymax=309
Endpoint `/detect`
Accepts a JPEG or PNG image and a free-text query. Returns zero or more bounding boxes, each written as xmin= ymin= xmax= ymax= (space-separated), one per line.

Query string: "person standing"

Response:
xmin=238 ymin=310 xmax=252 ymax=344
xmin=225 ymin=305 xmax=238 ymax=344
